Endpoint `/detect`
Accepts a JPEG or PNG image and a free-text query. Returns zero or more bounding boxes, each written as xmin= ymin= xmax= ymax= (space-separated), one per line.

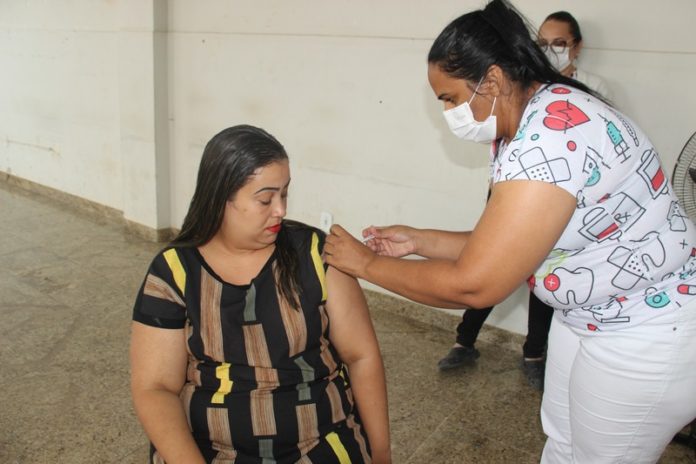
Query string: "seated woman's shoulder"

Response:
xmin=281 ymin=220 xmax=325 ymax=248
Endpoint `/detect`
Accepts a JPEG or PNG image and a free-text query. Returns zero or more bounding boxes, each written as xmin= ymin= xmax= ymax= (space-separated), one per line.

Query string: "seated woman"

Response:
xmin=130 ymin=125 xmax=390 ymax=464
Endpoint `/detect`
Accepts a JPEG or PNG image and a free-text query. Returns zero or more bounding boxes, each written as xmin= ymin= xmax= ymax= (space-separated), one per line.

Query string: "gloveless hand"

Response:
xmin=362 ymin=224 xmax=418 ymax=258
xmin=325 ymin=224 xmax=376 ymax=278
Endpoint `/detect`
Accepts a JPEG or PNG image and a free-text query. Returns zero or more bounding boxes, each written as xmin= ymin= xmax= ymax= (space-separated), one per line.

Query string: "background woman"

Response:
xmin=130 ymin=125 xmax=390 ymax=463
xmin=538 ymin=10 xmax=610 ymax=97
xmin=325 ymin=1 xmax=696 ymax=462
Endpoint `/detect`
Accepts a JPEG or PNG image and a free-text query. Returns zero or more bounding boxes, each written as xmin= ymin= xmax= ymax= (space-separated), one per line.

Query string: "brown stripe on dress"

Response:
xmin=207 ymin=407 xmax=234 ymax=450
xmin=344 ymin=385 xmax=354 ymax=407
xmin=200 ymin=268 xmax=224 ymax=361
xmin=250 ymin=389 xmax=277 ymax=437
xmin=201 ymin=268 xmax=225 ymax=362
xmin=144 ymin=274 xmax=185 ymax=306
xmin=318 ymin=306 xmax=338 ymax=372
xmin=325 ymin=380 xmax=346 ymax=424
xmin=296 ymin=403 xmax=319 ymax=456
xmin=211 ymin=439 xmax=238 ymax=464
xmin=346 ymin=413 xmax=371 ymax=463
xmin=273 ymin=262 xmax=307 ymax=357
xmin=243 ymin=324 xmax=279 ymax=388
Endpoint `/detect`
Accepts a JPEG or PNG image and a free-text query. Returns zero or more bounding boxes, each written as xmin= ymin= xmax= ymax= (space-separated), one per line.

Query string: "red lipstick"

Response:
xmin=266 ymin=223 xmax=281 ymax=234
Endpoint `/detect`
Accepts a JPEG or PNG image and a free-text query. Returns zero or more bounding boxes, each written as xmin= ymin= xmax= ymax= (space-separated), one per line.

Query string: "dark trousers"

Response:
xmin=455 ymin=292 xmax=554 ymax=359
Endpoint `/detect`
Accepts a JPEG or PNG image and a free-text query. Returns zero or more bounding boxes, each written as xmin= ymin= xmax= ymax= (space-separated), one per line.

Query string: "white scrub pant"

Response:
xmin=540 ymin=302 xmax=696 ymax=463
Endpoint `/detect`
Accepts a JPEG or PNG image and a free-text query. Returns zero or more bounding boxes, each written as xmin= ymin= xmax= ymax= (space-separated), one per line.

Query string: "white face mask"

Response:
xmin=544 ymin=46 xmax=571 ymax=72
xmin=443 ymin=78 xmax=497 ymax=144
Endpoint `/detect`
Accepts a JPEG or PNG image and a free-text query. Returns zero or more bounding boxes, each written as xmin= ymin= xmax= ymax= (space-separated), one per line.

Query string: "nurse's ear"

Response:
xmin=481 ymin=64 xmax=507 ymax=98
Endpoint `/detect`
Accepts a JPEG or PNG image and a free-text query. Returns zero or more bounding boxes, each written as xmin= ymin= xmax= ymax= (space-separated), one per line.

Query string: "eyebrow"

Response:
xmin=254 ymin=179 xmax=291 ymax=195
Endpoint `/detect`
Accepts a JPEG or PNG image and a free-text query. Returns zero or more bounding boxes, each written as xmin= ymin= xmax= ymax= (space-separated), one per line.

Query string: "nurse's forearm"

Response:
xmin=361 ymin=255 xmax=490 ymax=309
xmin=414 ymin=229 xmax=471 ymax=260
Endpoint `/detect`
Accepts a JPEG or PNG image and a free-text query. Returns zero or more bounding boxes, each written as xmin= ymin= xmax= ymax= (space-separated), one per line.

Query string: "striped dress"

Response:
xmin=132 ymin=223 xmax=371 ymax=463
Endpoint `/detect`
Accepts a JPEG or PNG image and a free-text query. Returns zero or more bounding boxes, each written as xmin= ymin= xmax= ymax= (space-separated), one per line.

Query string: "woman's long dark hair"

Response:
xmin=428 ymin=0 xmax=605 ymax=102
xmin=172 ymin=124 xmax=303 ymax=309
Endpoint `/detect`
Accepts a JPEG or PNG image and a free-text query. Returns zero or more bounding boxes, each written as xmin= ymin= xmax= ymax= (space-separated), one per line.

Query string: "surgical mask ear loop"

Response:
xmin=468 ymin=76 xmax=485 ymax=104
xmin=471 ymin=77 xmax=497 ymax=120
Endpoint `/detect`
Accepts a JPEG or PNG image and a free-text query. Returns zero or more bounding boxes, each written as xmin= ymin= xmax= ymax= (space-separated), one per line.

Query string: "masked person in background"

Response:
xmin=538 ymin=11 xmax=610 ymax=98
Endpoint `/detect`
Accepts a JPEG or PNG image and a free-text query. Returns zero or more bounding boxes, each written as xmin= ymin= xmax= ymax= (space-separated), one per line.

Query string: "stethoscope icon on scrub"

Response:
xmin=644 ymin=288 xmax=670 ymax=309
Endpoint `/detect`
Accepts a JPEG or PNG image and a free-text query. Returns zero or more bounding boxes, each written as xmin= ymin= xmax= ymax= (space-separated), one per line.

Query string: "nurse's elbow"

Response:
xmin=461 ymin=286 xmax=506 ymax=310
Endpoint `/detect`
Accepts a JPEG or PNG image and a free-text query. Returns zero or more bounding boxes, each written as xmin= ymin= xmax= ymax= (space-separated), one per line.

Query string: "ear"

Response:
xmin=572 ymin=39 xmax=583 ymax=60
xmin=482 ymin=65 xmax=505 ymax=97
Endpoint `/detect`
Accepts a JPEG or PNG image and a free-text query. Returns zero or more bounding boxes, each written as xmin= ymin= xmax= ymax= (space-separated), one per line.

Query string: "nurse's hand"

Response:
xmin=325 ymin=225 xmax=375 ymax=278
xmin=362 ymin=225 xmax=418 ymax=258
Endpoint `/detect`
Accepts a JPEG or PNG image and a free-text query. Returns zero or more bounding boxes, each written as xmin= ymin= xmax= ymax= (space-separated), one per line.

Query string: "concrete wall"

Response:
xmin=2 ymin=0 xmax=695 ymax=334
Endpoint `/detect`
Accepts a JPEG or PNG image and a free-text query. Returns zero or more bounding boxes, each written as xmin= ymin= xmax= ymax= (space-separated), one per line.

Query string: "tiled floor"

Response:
xmin=1 ymin=181 xmax=694 ymax=463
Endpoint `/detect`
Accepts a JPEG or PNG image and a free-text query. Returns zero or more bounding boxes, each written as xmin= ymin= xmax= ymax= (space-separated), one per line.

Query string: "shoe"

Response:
xmin=437 ymin=346 xmax=480 ymax=371
xmin=522 ymin=358 xmax=545 ymax=391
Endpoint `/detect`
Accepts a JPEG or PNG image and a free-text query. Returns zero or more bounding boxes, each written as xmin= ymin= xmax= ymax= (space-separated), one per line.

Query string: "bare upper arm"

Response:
xmin=455 ymin=180 xmax=576 ymax=306
xmin=130 ymin=321 xmax=188 ymax=395
xmin=324 ymin=266 xmax=380 ymax=365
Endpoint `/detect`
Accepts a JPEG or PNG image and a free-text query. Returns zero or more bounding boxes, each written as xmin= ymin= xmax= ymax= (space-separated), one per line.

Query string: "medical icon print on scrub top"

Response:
xmin=513 ymin=110 xmax=538 ymax=142
xmin=505 ymin=146 xmax=571 ymax=184
xmin=578 ymin=193 xmax=646 ymax=243
xmin=607 ymin=107 xmax=641 ymax=148
xmin=543 ymin=266 xmax=594 ymax=306
xmin=543 ymin=100 xmax=591 ymax=132
xmin=668 ymin=201 xmax=689 ymax=232
xmin=606 ymin=232 xmax=666 ymax=291
xmin=581 ymin=295 xmax=629 ymax=326
xmin=644 ymin=287 xmax=671 ymax=309
xmin=638 ymin=148 xmax=669 ymax=198
xmin=582 ymin=147 xmax=606 ymax=186
xmin=493 ymin=84 xmax=696 ymax=331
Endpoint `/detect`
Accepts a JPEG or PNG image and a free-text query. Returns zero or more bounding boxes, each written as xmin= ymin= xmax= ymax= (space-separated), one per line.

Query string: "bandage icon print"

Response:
xmin=608 ymin=246 xmax=646 ymax=290
xmin=508 ymin=147 xmax=571 ymax=184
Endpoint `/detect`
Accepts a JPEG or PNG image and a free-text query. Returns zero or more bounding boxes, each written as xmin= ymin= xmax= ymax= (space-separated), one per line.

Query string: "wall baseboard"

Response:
xmin=0 ymin=172 xmax=176 ymax=243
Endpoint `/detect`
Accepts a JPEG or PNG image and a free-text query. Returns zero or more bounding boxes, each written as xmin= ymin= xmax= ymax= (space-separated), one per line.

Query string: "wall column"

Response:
xmin=117 ymin=0 xmax=170 ymax=236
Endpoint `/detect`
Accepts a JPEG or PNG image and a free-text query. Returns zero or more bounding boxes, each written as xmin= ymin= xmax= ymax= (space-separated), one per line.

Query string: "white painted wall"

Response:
xmin=0 ymin=1 xmax=121 ymax=210
xmin=2 ymin=0 xmax=695 ymax=334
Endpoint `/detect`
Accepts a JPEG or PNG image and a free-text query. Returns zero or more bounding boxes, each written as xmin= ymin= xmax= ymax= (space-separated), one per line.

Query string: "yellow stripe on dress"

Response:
xmin=163 ymin=248 xmax=186 ymax=296
xmin=310 ymin=232 xmax=327 ymax=301
xmin=211 ymin=363 xmax=232 ymax=404
xmin=326 ymin=432 xmax=352 ymax=464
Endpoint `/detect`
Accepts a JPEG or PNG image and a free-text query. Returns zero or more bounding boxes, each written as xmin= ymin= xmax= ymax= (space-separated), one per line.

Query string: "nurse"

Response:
xmin=325 ymin=0 xmax=696 ymax=462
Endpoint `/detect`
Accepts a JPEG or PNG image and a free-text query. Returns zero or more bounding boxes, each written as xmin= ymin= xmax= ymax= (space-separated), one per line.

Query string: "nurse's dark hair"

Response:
xmin=544 ymin=11 xmax=582 ymax=43
xmin=428 ymin=0 xmax=604 ymax=101
xmin=172 ymin=124 xmax=306 ymax=310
